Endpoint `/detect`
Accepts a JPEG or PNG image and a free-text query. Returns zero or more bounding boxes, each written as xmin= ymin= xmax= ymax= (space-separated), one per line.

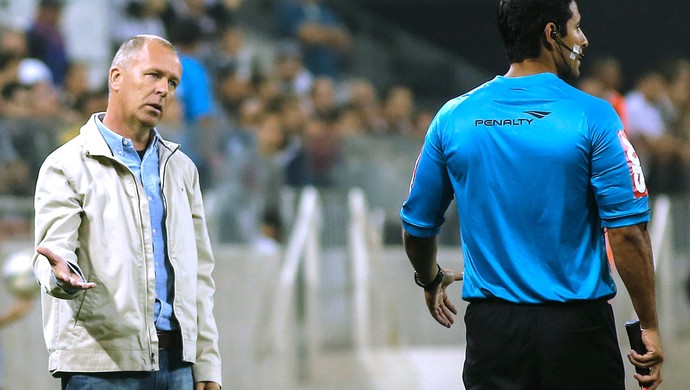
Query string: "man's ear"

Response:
xmin=543 ymin=22 xmax=559 ymax=51
xmin=109 ymin=67 xmax=122 ymax=92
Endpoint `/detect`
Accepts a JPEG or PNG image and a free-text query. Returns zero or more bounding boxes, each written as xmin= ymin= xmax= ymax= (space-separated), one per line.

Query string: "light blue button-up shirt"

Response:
xmin=96 ymin=116 xmax=176 ymax=330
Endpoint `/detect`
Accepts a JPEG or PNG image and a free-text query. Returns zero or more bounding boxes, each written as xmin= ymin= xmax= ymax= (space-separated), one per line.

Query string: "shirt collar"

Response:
xmin=95 ymin=114 xmax=161 ymax=154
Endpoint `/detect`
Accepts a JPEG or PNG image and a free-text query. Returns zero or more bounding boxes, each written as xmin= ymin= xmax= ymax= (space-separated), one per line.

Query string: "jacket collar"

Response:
xmin=80 ymin=113 xmax=180 ymax=158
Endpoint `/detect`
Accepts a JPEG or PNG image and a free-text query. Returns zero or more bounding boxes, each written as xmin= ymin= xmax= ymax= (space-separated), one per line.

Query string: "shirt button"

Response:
xmin=148 ymin=196 xmax=152 ymax=201
xmin=152 ymin=229 xmax=157 ymax=234
xmin=118 ymin=151 xmax=123 ymax=156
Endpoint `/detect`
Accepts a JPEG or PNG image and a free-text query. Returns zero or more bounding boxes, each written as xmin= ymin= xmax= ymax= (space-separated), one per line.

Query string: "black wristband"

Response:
xmin=414 ymin=264 xmax=444 ymax=291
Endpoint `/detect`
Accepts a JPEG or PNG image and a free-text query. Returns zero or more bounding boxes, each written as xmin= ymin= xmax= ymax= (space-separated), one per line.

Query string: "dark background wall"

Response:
xmin=356 ymin=0 xmax=690 ymax=93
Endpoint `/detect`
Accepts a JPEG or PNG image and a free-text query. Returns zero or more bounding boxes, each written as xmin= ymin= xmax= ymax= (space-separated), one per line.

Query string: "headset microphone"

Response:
xmin=552 ymin=33 xmax=584 ymax=60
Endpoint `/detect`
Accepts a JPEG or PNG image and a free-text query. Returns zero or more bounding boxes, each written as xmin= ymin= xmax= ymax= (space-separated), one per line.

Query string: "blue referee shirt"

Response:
xmin=401 ymin=73 xmax=650 ymax=304
xmin=96 ymin=116 xmax=176 ymax=330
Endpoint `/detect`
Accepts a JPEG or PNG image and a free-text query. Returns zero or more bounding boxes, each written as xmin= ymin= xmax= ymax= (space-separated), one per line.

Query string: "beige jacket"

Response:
xmin=33 ymin=114 xmax=221 ymax=385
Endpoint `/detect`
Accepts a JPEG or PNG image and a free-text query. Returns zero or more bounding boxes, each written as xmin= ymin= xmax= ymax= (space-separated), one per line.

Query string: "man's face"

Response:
xmin=556 ymin=1 xmax=588 ymax=79
xmin=112 ymin=41 xmax=182 ymax=130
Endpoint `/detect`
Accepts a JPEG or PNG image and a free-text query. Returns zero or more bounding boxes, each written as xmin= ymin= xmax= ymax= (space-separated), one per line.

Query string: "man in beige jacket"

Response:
xmin=32 ymin=35 xmax=221 ymax=389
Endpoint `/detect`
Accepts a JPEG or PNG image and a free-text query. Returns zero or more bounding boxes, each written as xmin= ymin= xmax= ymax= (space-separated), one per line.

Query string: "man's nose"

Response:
xmin=156 ymin=81 xmax=170 ymax=96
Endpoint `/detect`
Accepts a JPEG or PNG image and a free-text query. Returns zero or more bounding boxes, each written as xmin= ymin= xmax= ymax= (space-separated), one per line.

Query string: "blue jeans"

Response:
xmin=60 ymin=347 xmax=193 ymax=390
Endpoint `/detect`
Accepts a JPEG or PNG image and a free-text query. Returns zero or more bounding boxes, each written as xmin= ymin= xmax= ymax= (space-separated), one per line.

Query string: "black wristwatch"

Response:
xmin=414 ymin=264 xmax=444 ymax=291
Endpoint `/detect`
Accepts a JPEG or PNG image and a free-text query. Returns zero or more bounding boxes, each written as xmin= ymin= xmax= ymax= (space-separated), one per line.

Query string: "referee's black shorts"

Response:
xmin=462 ymin=298 xmax=625 ymax=390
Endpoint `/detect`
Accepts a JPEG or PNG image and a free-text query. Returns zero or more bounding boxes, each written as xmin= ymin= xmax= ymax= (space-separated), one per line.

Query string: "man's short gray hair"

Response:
xmin=110 ymin=34 xmax=175 ymax=69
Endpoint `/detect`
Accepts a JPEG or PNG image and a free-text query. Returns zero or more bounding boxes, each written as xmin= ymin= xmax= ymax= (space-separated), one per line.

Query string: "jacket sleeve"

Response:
xmin=189 ymin=166 xmax=223 ymax=386
xmin=32 ymin=153 xmax=87 ymax=299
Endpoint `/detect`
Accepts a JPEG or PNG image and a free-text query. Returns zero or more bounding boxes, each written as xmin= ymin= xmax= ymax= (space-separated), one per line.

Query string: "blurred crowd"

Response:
xmin=1 ymin=0 xmax=690 ymax=249
xmin=578 ymin=56 xmax=690 ymax=197
xmin=0 ymin=0 xmax=434 ymax=246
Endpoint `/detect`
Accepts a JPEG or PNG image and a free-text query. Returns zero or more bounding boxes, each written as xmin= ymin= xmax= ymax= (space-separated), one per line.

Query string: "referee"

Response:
xmin=401 ymin=0 xmax=664 ymax=389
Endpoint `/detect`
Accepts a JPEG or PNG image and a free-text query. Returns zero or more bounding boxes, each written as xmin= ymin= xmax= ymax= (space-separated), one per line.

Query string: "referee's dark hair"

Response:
xmin=497 ymin=0 xmax=574 ymax=64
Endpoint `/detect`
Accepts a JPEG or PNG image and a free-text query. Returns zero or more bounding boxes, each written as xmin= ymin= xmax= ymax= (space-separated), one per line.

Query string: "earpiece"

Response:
xmin=549 ymin=25 xmax=584 ymax=60
xmin=550 ymin=23 xmax=559 ymax=38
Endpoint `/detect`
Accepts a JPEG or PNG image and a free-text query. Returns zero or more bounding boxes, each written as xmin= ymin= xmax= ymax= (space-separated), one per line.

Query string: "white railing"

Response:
xmin=649 ymin=195 xmax=671 ymax=267
xmin=348 ymin=188 xmax=378 ymax=350
xmin=258 ymin=186 xmax=322 ymax=385
xmin=348 ymin=188 xmax=396 ymax=352
xmin=648 ymin=195 xmax=674 ymax=338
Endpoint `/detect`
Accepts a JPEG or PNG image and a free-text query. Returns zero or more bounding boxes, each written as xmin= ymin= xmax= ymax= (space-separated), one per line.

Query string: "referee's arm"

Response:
xmin=607 ymin=222 xmax=664 ymax=389
xmin=403 ymin=231 xmax=463 ymax=328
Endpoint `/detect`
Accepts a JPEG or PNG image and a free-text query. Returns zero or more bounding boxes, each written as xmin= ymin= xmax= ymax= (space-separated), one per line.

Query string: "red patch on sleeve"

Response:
xmin=617 ymin=130 xmax=648 ymax=198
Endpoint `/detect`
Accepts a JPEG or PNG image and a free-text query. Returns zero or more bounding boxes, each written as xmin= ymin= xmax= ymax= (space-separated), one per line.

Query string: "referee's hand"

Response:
xmin=628 ymin=327 xmax=663 ymax=390
xmin=423 ymin=269 xmax=463 ymax=328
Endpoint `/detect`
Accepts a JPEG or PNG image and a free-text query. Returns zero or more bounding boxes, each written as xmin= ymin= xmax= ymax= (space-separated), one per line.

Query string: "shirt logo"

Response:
xmin=474 ymin=110 xmax=551 ymax=126
xmin=618 ymin=130 xmax=648 ymax=198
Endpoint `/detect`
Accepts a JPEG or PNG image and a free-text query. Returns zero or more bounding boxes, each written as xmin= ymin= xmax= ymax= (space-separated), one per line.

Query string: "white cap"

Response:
xmin=17 ymin=58 xmax=53 ymax=86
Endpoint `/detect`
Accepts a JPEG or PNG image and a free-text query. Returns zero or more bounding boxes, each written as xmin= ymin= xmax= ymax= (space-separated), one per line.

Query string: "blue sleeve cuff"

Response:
xmin=601 ymin=210 xmax=650 ymax=229
xmin=401 ymin=216 xmax=442 ymax=238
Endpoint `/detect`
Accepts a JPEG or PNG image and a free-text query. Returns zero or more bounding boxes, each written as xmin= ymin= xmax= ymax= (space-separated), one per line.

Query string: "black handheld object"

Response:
xmin=625 ymin=320 xmax=651 ymax=377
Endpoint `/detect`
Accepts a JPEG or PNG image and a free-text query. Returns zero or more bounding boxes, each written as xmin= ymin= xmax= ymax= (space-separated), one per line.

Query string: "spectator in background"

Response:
xmin=345 ymin=77 xmax=387 ymax=134
xmin=1 ymin=53 xmax=72 ymax=123
xmin=657 ymin=59 xmax=690 ymax=185
xmin=15 ymin=57 xmax=70 ymax=121
xmin=60 ymin=61 xmax=92 ymax=114
xmin=308 ymin=76 xmax=338 ymax=117
xmin=660 ymin=58 xmax=690 ymax=134
xmin=169 ymin=16 xmax=218 ymax=188
xmin=215 ymin=63 xmax=253 ymax=126
xmin=0 ymin=37 xmax=63 ymax=195
xmin=412 ymin=109 xmax=435 ymax=140
xmin=254 ymin=72 xmax=281 ymax=106
xmin=382 ymin=85 xmax=415 ymax=136
xmin=163 ymin=0 xmax=242 ymax=47
xmin=57 ymin=86 xmax=109 ymax=145
xmin=253 ymin=208 xmax=283 ymax=255
xmin=276 ymin=93 xmax=306 ymax=139
xmin=275 ymin=0 xmax=351 ymax=79
xmin=655 ymin=59 xmax=690 ymax=285
xmin=236 ymin=96 xmax=265 ymax=131
xmin=0 ymin=28 xmax=27 ymax=116
xmin=0 ymin=28 xmax=61 ymax=225
xmin=26 ymin=0 xmax=69 ymax=87
xmin=1 ymin=54 xmax=77 ymax=125
xmin=109 ymin=0 xmax=168 ymax=54
xmin=207 ymin=24 xmax=256 ymax=85
xmin=625 ymin=71 xmax=670 ymax=170
xmin=627 ymin=64 xmax=689 ymax=297
xmin=213 ymin=109 xmax=287 ymax=243
xmin=586 ymin=56 xmax=628 ymax=129
xmin=303 ymin=111 xmax=341 ymax=186
xmin=335 ymin=102 xmax=364 ymax=137
xmin=0 ymin=121 xmax=31 ymax=196
xmin=272 ymin=94 xmax=310 ymax=186
xmin=274 ymin=41 xmax=313 ymax=99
